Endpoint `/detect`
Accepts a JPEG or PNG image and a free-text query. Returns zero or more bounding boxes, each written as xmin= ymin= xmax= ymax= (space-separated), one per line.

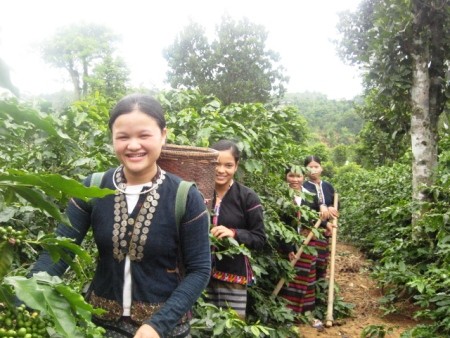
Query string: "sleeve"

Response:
xmin=234 ymin=189 xmax=266 ymax=250
xmin=29 ymin=180 xmax=92 ymax=277
xmin=145 ymin=186 xmax=211 ymax=336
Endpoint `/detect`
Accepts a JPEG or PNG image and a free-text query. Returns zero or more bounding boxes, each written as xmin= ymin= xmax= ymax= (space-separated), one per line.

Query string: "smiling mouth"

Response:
xmin=127 ymin=153 xmax=146 ymax=158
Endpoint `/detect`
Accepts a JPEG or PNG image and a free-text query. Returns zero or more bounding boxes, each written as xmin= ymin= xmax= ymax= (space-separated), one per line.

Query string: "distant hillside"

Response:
xmin=283 ymin=92 xmax=364 ymax=146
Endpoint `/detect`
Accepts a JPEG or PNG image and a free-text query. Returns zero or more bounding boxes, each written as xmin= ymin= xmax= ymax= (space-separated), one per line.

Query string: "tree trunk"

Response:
xmin=410 ymin=52 xmax=436 ymax=202
xmin=410 ymin=0 xmax=440 ymax=229
xmin=66 ymin=60 xmax=81 ymax=100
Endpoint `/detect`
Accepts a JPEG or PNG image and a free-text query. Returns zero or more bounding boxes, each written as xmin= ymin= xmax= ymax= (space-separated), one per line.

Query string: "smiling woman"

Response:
xmin=204 ymin=139 xmax=267 ymax=319
xmin=28 ymin=94 xmax=211 ymax=338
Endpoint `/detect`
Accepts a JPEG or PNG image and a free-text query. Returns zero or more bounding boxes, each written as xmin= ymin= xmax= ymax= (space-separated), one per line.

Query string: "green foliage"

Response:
xmin=190 ymin=298 xmax=296 ymax=338
xmin=361 ymin=324 xmax=395 ymax=338
xmin=353 ymin=90 xmax=411 ymax=168
xmin=164 ymin=16 xmax=288 ymax=105
xmin=284 ymin=92 xmax=363 ymax=146
xmin=334 ymin=133 xmax=450 ymax=335
xmin=0 ymin=90 xmax=354 ymax=336
xmin=5 ymin=273 xmax=105 ymax=337
xmin=85 ymin=55 xmax=130 ymax=102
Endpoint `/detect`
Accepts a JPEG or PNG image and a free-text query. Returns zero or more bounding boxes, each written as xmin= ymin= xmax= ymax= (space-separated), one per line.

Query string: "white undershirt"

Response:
xmin=122 ymin=183 xmax=151 ymax=316
xmin=294 ymin=194 xmax=302 ymax=233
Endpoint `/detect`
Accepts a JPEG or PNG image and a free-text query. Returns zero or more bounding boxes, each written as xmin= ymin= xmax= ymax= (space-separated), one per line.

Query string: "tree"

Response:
xmin=164 ymin=16 xmax=288 ymax=105
xmin=85 ymin=54 xmax=130 ymax=102
xmin=337 ymin=0 xmax=450 ymax=214
xmin=41 ymin=23 xmax=125 ymax=99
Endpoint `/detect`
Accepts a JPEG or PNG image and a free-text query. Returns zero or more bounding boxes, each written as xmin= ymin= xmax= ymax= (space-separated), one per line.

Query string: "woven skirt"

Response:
xmin=279 ymin=249 xmax=317 ymax=314
xmin=204 ymin=279 xmax=247 ymax=318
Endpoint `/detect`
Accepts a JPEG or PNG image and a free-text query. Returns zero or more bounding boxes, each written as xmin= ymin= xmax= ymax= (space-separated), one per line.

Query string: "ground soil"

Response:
xmin=298 ymin=242 xmax=420 ymax=338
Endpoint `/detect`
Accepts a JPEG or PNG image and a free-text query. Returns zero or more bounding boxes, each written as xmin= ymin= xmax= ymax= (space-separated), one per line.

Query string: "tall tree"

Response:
xmin=41 ymin=23 xmax=122 ymax=99
xmin=86 ymin=54 xmax=129 ymax=102
xmin=164 ymin=16 xmax=288 ymax=105
xmin=337 ymin=0 xmax=450 ymax=215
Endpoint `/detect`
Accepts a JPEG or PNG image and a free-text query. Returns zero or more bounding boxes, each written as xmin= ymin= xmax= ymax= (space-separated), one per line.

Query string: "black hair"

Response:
xmin=304 ymin=155 xmax=322 ymax=167
xmin=210 ymin=140 xmax=240 ymax=163
xmin=108 ymin=94 xmax=166 ymax=131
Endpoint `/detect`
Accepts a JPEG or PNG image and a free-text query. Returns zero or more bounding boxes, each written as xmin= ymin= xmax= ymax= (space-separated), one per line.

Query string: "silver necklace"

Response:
xmin=111 ymin=165 xmax=166 ymax=262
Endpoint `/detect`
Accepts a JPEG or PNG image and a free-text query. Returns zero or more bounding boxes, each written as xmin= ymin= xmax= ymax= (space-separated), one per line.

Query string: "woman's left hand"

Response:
xmin=211 ymin=225 xmax=235 ymax=239
xmin=134 ymin=324 xmax=160 ymax=338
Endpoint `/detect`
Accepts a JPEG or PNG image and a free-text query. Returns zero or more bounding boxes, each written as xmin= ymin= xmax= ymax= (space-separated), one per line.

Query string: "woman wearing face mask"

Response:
xmin=204 ymin=140 xmax=266 ymax=319
xmin=303 ymin=155 xmax=338 ymax=281
xmin=28 ymin=94 xmax=211 ymax=338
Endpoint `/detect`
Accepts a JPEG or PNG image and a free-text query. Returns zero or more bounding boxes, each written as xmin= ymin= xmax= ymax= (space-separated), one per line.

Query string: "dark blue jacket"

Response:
xmin=31 ymin=168 xmax=211 ymax=337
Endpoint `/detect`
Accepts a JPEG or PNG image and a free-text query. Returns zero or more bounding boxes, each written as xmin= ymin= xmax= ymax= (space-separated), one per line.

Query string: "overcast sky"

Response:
xmin=0 ymin=0 xmax=363 ymax=100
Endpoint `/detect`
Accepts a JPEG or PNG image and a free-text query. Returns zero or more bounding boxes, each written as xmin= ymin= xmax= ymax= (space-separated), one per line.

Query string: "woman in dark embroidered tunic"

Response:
xmin=204 ymin=140 xmax=266 ymax=318
xmin=302 ymin=155 xmax=338 ymax=280
xmin=29 ymin=94 xmax=211 ymax=338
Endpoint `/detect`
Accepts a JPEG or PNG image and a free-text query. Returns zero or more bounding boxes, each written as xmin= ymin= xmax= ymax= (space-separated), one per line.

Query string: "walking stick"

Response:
xmin=272 ymin=218 xmax=322 ymax=296
xmin=325 ymin=193 xmax=339 ymax=327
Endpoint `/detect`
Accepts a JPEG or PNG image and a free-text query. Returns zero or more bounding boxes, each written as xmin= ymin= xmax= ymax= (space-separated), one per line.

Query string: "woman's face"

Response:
xmin=286 ymin=172 xmax=304 ymax=190
xmin=306 ymin=160 xmax=323 ymax=181
xmin=215 ymin=149 xmax=238 ymax=189
xmin=112 ymin=110 xmax=167 ymax=183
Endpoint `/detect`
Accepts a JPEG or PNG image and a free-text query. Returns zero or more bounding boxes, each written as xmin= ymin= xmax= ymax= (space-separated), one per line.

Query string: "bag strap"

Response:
xmin=175 ymin=181 xmax=195 ymax=230
xmin=175 ymin=181 xmax=195 ymax=278
xmin=89 ymin=172 xmax=105 ymax=187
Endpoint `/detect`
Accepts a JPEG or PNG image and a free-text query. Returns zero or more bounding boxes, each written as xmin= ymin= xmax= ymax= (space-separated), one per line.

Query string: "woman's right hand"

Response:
xmin=210 ymin=225 xmax=235 ymax=239
xmin=328 ymin=207 xmax=339 ymax=219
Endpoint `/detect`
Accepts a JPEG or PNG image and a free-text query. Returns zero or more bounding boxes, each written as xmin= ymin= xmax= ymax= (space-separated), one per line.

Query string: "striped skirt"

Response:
xmin=314 ymin=237 xmax=330 ymax=280
xmin=279 ymin=249 xmax=317 ymax=313
xmin=204 ymin=279 xmax=247 ymax=318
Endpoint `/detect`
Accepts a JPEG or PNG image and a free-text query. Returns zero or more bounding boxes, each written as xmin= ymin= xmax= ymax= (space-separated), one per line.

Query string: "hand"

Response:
xmin=325 ymin=222 xmax=338 ymax=236
xmin=319 ymin=205 xmax=329 ymax=220
xmin=328 ymin=207 xmax=339 ymax=219
xmin=134 ymin=324 xmax=160 ymax=338
xmin=210 ymin=225 xmax=235 ymax=239
xmin=288 ymin=251 xmax=296 ymax=261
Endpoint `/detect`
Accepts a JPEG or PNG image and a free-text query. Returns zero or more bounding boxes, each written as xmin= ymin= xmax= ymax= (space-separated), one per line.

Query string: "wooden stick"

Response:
xmin=272 ymin=218 xmax=322 ymax=296
xmin=325 ymin=193 xmax=339 ymax=327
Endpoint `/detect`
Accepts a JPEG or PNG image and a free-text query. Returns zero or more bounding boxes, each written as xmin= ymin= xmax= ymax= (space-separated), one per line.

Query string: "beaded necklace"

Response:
xmin=111 ymin=165 xmax=166 ymax=262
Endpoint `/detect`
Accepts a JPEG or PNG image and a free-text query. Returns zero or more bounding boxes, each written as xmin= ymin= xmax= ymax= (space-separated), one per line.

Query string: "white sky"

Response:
xmin=0 ymin=0 xmax=363 ymax=100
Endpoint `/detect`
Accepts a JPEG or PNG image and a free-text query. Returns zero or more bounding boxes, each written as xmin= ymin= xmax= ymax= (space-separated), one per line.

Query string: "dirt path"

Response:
xmin=298 ymin=242 xmax=420 ymax=338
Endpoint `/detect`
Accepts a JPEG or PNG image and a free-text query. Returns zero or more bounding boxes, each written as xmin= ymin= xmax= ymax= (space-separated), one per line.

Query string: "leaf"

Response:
xmin=6 ymin=185 xmax=68 ymax=224
xmin=0 ymin=101 xmax=59 ymax=137
xmin=39 ymin=237 xmax=92 ymax=278
xmin=0 ymin=207 xmax=15 ymax=222
xmin=0 ymin=241 xmax=15 ymax=280
xmin=0 ymin=170 xmax=115 ymax=201
xmin=5 ymin=274 xmax=84 ymax=337
xmin=54 ymin=284 xmax=106 ymax=317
